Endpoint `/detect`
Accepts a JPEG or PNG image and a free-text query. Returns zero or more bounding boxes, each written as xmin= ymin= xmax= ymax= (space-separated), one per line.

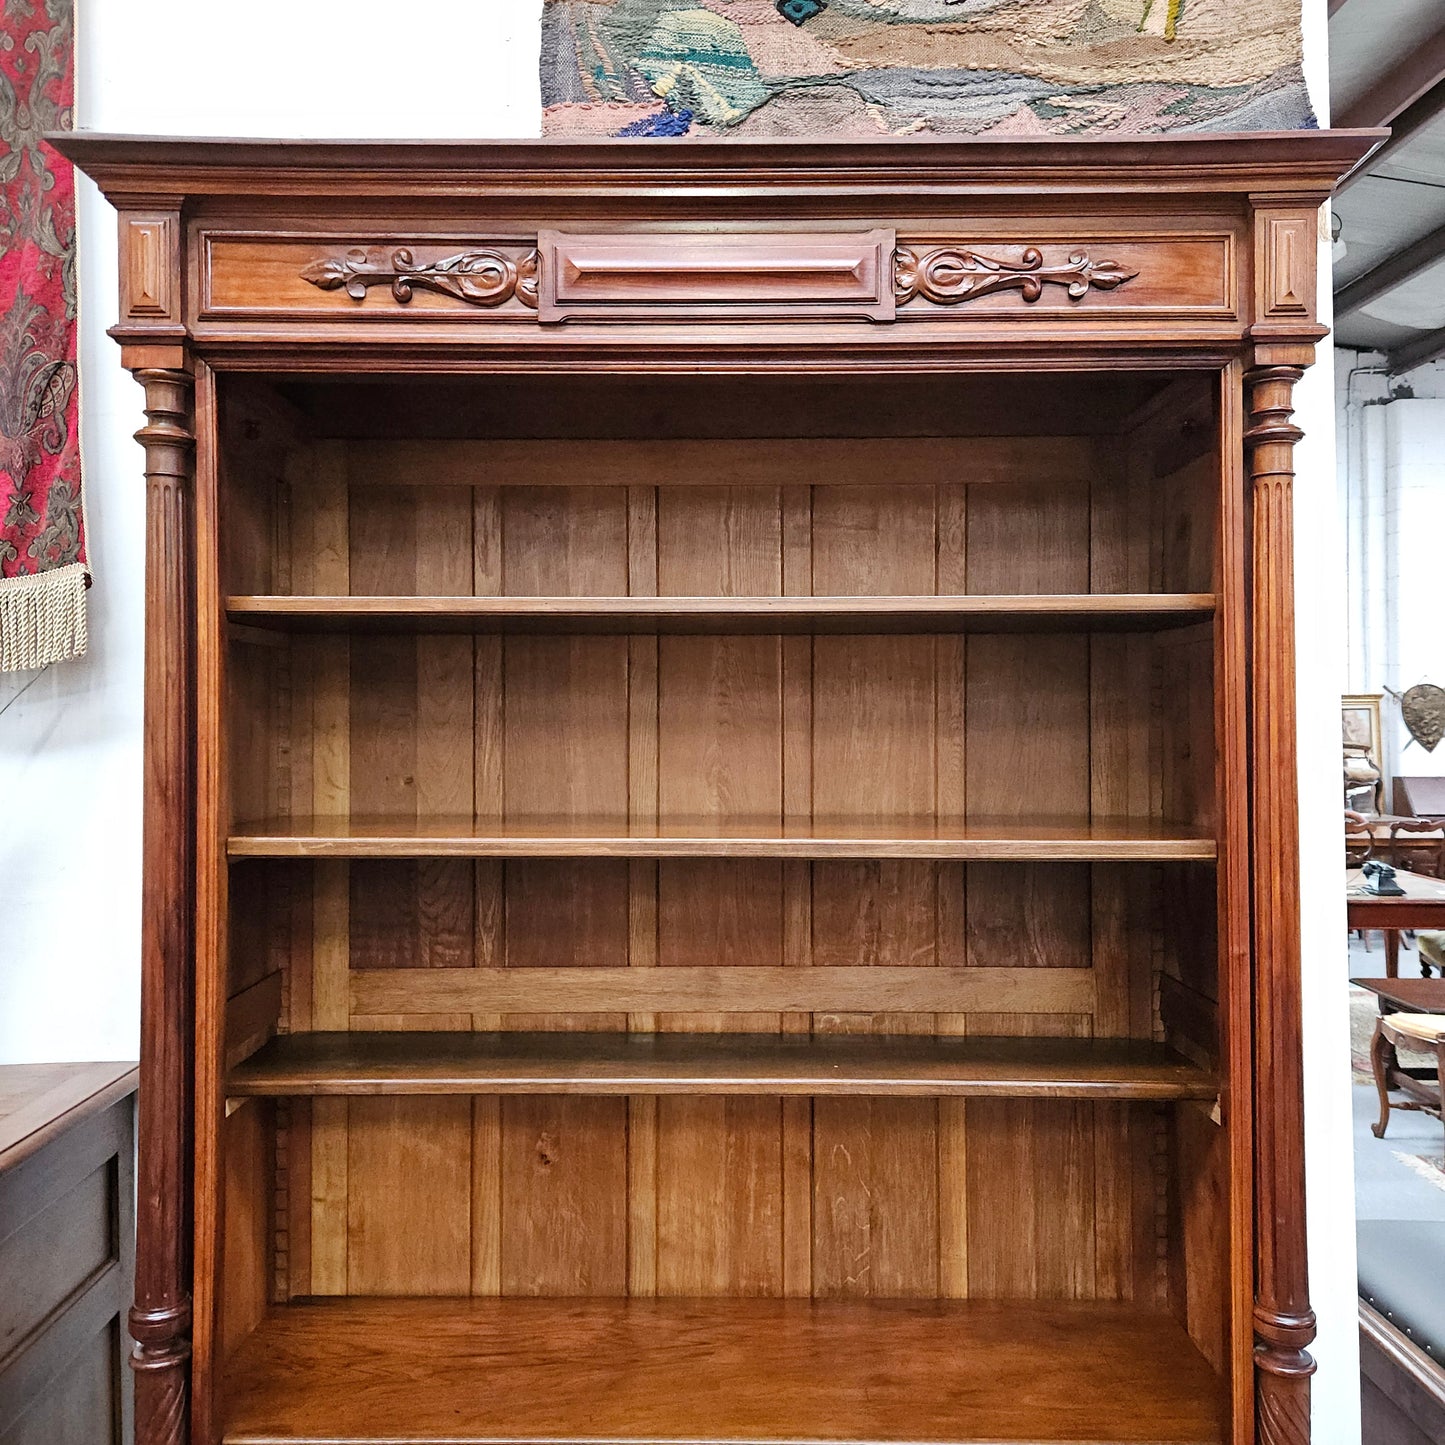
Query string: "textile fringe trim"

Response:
xmin=0 ymin=562 xmax=89 ymax=671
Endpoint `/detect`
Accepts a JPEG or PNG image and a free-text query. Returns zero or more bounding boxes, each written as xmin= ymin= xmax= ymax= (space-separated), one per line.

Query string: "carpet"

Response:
xmin=1394 ymin=1151 xmax=1445 ymax=1195
xmin=1351 ymin=984 xmax=1379 ymax=1083
xmin=541 ymin=0 xmax=1317 ymax=139
xmin=0 ymin=0 xmax=84 ymax=672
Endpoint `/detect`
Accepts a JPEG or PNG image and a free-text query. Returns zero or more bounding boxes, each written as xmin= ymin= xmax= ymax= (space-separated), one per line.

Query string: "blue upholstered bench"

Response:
xmin=1358 ymin=1220 xmax=1445 ymax=1445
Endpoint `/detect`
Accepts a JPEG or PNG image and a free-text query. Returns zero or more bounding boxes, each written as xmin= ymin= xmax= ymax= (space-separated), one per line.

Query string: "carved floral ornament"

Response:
xmin=299 ymin=241 xmax=1139 ymax=310
xmin=300 ymin=246 xmax=539 ymax=308
xmin=894 ymin=244 xmax=1139 ymax=305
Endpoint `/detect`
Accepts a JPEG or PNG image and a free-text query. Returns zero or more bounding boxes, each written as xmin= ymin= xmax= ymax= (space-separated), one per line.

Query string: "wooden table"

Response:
xmin=1347 ymin=867 xmax=1445 ymax=978
xmin=1352 ymin=977 xmax=1445 ymax=1140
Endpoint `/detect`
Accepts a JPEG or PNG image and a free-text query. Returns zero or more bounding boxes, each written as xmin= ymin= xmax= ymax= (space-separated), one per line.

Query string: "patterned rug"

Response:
xmin=541 ymin=0 xmax=1317 ymax=139
xmin=1394 ymin=1150 xmax=1445 ymax=1195
xmin=0 ymin=0 xmax=84 ymax=672
xmin=1351 ymin=984 xmax=1379 ymax=1083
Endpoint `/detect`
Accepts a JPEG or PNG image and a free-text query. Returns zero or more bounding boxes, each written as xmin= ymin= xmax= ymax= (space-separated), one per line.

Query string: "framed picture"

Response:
xmin=1343 ymin=692 xmax=1384 ymax=813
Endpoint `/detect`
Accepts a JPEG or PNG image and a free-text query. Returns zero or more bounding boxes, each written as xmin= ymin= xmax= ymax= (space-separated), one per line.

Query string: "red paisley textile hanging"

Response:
xmin=0 ymin=0 xmax=83 ymax=672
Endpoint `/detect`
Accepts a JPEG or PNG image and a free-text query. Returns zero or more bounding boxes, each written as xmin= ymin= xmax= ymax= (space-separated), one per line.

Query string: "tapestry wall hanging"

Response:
xmin=0 ymin=0 xmax=84 ymax=672
xmin=541 ymin=0 xmax=1316 ymax=139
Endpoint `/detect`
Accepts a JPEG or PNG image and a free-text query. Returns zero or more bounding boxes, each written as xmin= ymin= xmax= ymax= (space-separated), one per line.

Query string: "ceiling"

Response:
xmin=1329 ymin=0 xmax=1445 ymax=370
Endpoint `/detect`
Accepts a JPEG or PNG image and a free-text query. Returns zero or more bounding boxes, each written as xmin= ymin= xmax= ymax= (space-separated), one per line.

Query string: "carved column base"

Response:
xmin=131 ymin=1301 xmax=192 ymax=1445
xmin=1254 ymin=1304 xmax=1316 ymax=1445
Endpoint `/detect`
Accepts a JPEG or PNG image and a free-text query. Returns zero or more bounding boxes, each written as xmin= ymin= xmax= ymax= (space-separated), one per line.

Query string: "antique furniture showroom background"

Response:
xmin=9 ymin=3 xmax=1444 ymax=1445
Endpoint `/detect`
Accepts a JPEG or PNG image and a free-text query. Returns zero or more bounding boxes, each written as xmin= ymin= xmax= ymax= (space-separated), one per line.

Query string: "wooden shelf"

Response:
xmin=228 ymin=814 xmax=1216 ymax=861
xmin=227 ymin=1031 xmax=1217 ymax=1101
xmin=222 ymin=1297 xmax=1223 ymax=1445
xmin=225 ymin=593 xmax=1216 ymax=635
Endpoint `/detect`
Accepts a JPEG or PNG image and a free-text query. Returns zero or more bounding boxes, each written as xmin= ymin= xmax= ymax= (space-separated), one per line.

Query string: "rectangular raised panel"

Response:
xmin=1258 ymin=214 xmax=1314 ymax=319
xmin=0 ymin=1160 xmax=114 ymax=1351
xmin=537 ymin=229 xmax=896 ymax=322
xmin=121 ymin=214 xmax=176 ymax=320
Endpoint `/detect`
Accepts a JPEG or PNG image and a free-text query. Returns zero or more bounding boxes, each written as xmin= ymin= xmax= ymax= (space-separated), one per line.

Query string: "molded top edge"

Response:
xmin=48 ymin=128 xmax=1385 ymax=196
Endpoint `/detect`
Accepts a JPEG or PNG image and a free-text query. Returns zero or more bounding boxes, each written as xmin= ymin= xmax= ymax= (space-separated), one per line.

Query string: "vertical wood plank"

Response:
xmin=504 ymin=636 xmax=630 ymax=1034
xmin=628 ymin=483 xmax=661 ymax=1297
xmin=813 ymin=1099 xmax=940 ymax=1298
xmin=655 ymin=1098 xmax=784 ymax=1296
xmin=500 ymin=1098 xmax=628 ymax=1296
xmin=471 ymin=483 xmax=504 ymax=1297
xmin=343 ymin=480 xmax=476 ymax=1297
xmin=654 ymin=485 xmax=785 ymax=1294
xmin=470 ymin=1094 xmax=502 ymax=1298
xmin=961 ymin=478 xmax=1098 ymax=1304
xmin=810 ymin=485 xmax=940 ymax=1298
xmin=965 ymin=478 xmax=1090 ymax=595
xmin=220 ymin=1101 xmax=270 ymax=1359
xmin=303 ymin=456 xmax=350 ymax=1297
xmin=500 ymin=488 xmax=632 ymax=1294
xmin=503 ymin=485 xmax=628 ymax=596
xmin=345 ymin=1097 xmax=473 ymax=1296
xmin=965 ymin=1014 xmax=1096 ymax=1301
xmin=781 ymin=483 xmax=813 ymax=1299
xmin=935 ymin=485 xmax=969 ymax=1296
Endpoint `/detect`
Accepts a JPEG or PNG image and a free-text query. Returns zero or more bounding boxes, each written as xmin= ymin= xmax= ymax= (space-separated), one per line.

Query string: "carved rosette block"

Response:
xmin=131 ymin=367 xmax=197 ymax=1445
xmin=1244 ymin=357 xmax=1315 ymax=1445
xmin=894 ymin=244 xmax=1138 ymax=305
xmin=300 ymin=245 xmax=539 ymax=307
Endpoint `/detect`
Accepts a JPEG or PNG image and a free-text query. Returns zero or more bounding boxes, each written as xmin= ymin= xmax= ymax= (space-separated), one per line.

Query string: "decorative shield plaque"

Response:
xmin=1401 ymin=682 xmax=1445 ymax=752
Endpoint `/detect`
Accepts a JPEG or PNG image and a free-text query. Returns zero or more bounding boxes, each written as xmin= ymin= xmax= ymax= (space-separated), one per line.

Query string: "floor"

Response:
xmin=1348 ymin=933 xmax=1445 ymax=1225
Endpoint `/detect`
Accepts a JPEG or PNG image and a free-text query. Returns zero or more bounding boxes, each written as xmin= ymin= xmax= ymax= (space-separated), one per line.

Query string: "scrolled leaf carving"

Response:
xmin=895 ymin=244 xmax=1138 ymax=306
xmin=300 ymin=245 xmax=540 ymax=308
xmin=298 ymin=255 xmax=352 ymax=292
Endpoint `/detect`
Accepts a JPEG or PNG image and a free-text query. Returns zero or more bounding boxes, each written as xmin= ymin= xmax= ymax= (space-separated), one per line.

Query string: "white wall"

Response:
xmin=1297 ymin=4 xmax=1364 ymax=1438
xmin=1 ymin=3 xmax=1362 ymax=1440
xmin=0 ymin=0 xmax=543 ymax=1065
xmin=1337 ymin=347 xmax=1445 ymax=788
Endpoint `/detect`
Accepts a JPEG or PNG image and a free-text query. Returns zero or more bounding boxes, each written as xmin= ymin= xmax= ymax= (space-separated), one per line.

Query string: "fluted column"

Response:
xmin=129 ymin=367 xmax=196 ymax=1445
xmin=1244 ymin=354 xmax=1315 ymax=1445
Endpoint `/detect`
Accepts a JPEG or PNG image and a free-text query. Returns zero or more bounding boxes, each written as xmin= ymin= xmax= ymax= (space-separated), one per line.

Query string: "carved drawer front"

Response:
xmin=894 ymin=234 xmax=1236 ymax=321
xmin=200 ymin=235 xmax=542 ymax=321
xmin=199 ymin=227 xmax=1234 ymax=330
xmin=537 ymin=229 xmax=897 ymax=322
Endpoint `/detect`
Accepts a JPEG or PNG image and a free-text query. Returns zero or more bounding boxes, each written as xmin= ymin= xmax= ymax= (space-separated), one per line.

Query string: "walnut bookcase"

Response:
xmin=57 ymin=130 xmax=1379 ymax=1445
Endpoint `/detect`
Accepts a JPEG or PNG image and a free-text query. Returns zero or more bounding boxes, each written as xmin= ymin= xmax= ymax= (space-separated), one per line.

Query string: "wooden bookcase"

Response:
xmin=58 ymin=130 xmax=1378 ymax=1445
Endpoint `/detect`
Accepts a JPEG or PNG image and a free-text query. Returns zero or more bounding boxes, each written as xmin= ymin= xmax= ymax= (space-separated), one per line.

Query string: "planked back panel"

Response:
xmin=217 ymin=382 xmax=1222 ymax=1329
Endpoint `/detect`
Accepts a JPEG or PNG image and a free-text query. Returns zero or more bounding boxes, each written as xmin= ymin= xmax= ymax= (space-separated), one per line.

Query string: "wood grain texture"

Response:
xmin=348 ymin=965 xmax=1096 ymax=1017
xmin=0 ymin=1063 xmax=138 ymax=1167
xmin=227 ymin=1031 xmax=1215 ymax=1100
xmin=1245 ymin=352 xmax=1315 ymax=1445
xmin=220 ymin=1297 xmax=1224 ymax=1445
xmin=225 ymin=593 xmax=1215 ymax=634
xmin=69 ymin=130 xmax=1380 ymax=1445
xmin=129 ymin=368 xmax=197 ymax=1445
xmin=229 ymin=814 xmax=1216 ymax=860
